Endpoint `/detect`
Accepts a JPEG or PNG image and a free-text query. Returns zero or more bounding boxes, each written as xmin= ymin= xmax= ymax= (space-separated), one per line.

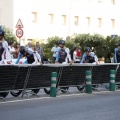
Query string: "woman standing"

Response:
xmin=14 ymin=43 xmax=20 ymax=58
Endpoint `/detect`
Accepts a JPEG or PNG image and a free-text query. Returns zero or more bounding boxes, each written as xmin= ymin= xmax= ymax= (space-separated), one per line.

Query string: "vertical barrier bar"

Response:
xmin=109 ymin=70 xmax=116 ymax=91
xmin=50 ymin=72 xmax=57 ymax=97
xmin=86 ymin=70 xmax=92 ymax=94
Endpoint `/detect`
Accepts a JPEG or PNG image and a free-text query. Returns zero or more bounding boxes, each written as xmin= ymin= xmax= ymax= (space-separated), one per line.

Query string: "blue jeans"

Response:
xmin=15 ymin=53 xmax=28 ymax=64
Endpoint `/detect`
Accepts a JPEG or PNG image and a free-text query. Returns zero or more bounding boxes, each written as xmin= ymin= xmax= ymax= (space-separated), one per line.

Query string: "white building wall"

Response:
xmin=0 ymin=0 xmax=14 ymax=29
xmin=0 ymin=0 xmax=120 ymax=44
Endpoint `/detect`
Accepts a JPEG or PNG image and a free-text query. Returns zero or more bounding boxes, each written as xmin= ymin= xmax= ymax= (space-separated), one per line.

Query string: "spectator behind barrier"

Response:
xmin=36 ymin=42 xmax=45 ymax=63
xmin=0 ymin=26 xmax=11 ymax=64
xmin=51 ymin=42 xmax=59 ymax=63
xmin=114 ymin=42 xmax=120 ymax=63
xmin=14 ymin=43 xmax=20 ymax=58
xmin=73 ymin=47 xmax=81 ymax=63
xmin=70 ymin=45 xmax=77 ymax=62
xmin=9 ymin=42 xmax=16 ymax=59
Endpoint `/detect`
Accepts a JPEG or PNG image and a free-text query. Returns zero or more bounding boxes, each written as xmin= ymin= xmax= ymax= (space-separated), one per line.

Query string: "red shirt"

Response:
xmin=77 ymin=50 xmax=81 ymax=57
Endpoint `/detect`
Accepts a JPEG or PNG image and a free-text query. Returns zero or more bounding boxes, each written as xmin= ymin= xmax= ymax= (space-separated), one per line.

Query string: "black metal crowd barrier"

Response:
xmin=92 ymin=64 xmax=118 ymax=85
xmin=115 ymin=64 xmax=120 ymax=84
xmin=13 ymin=65 xmax=28 ymax=90
xmin=26 ymin=65 xmax=60 ymax=89
xmin=0 ymin=63 xmax=120 ymax=99
xmin=57 ymin=65 xmax=90 ymax=87
xmin=0 ymin=65 xmax=17 ymax=92
xmin=0 ymin=65 xmax=28 ymax=92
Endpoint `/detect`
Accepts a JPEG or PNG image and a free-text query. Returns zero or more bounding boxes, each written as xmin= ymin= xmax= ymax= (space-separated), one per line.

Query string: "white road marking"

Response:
xmin=0 ymin=90 xmax=120 ymax=104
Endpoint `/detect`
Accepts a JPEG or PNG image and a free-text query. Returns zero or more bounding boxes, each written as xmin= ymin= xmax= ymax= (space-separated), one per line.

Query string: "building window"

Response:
xmin=111 ymin=19 xmax=115 ymax=28
xmin=98 ymin=0 xmax=102 ymax=3
xmin=86 ymin=17 xmax=90 ymax=27
xmin=97 ymin=18 xmax=102 ymax=27
xmin=49 ymin=14 xmax=54 ymax=24
xmin=62 ymin=15 xmax=67 ymax=25
xmin=32 ymin=12 xmax=37 ymax=23
xmin=111 ymin=0 xmax=115 ymax=5
xmin=74 ymin=16 xmax=79 ymax=26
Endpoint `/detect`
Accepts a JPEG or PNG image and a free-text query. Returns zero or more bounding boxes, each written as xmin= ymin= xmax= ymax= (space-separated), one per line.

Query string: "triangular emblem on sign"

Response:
xmin=16 ymin=19 xmax=24 ymax=28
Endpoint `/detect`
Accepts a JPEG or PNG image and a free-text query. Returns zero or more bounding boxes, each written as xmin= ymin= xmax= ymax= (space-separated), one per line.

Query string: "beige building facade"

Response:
xmin=0 ymin=0 xmax=120 ymax=44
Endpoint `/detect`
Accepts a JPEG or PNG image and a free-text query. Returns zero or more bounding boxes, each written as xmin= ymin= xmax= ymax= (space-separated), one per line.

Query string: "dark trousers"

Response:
xmin=52 ymin=57 xmax=56 ymax=63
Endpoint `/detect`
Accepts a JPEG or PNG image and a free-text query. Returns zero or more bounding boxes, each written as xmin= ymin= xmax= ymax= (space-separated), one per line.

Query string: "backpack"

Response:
xmin=85 ymin=53 xmax=95 ymax=63
xmin=0 ymin=42 xmax=4 ymax=61
xmin=26 ymin=53 xmax=35 ymax=64
xmin=58 ymin=48 xmax=67 ymax=63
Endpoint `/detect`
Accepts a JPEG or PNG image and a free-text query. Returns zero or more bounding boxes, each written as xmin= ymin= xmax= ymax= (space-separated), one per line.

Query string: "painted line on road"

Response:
xmin=0 ymin=93 xmax=86 ymax=104
xmin=0 ymin=93 xmax=87 ymax=104
xmin=0 ymin=90 xmax=120 ymax=104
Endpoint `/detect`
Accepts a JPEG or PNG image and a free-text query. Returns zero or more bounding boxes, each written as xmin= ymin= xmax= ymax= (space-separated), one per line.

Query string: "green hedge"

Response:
xmin=41 ymin=34 xmax=120 ymax=63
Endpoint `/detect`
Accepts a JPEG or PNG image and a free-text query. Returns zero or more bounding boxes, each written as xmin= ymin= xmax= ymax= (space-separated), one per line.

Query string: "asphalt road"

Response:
xmin=0 ymin=91 xmax=120 ymax=120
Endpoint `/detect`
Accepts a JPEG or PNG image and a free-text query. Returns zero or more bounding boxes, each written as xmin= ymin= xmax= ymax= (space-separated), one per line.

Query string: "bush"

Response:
xmin=2 ymin=26 xmax=17 ymax=45
xmin=42 ymin=36 xmax=62 ymax=62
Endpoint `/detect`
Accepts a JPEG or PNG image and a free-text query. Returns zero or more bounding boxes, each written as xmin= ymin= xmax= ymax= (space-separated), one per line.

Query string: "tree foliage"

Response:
xmin=42 ymin=36 xmax=62 ymax=61
xmin=2 ymin=26 xmax=17 ymax=45
xmin=42 ymin=34 xmax=120 ymax=63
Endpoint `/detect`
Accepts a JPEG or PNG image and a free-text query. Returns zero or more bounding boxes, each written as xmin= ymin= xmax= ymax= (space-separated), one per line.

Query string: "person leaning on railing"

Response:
xmin=80 ymin=47 xmax=98 ymax=65
xmin=15 ymin=46 xmax=42 ymax=64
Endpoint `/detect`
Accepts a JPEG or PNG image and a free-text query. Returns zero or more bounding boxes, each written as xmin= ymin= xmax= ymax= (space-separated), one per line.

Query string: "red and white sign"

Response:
xmin=16 ymin=19 xmax=24 ymax=28
xmin=16 ymin=28 xmax=24 ymax=38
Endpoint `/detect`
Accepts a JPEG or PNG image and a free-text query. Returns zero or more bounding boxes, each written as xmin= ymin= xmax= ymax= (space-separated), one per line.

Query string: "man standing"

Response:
xmin=9 ymin=42 xmax=16 ymax=59
xmin=26 ymin=42 xmax=32 ymax=50
xmin=0 ymin=26 xmax=11 ymax=64
xmin=114 ymin=42 xmax=120 ymax=63
xmin=51 ymin=42 xmax=59 ymax=63
xmin=36 ymin=42 xmax=44 ymax=63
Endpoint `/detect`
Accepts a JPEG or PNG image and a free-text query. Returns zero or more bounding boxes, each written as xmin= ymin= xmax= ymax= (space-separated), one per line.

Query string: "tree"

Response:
xmin=47 ymin=36 xmax=62 ymax=48
xmin=42 ymin=36 xmax=62 ymax=62
xmin=102 ymin=36 xmax=120 ymax=62
xmin=2 ymin=26 xmax=17 ymax=45
xmin=73 ymin=33 xmax=105 ymax=56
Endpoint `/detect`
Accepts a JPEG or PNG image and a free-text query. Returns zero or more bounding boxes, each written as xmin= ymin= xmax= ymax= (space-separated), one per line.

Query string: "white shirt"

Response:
xmin=27 ymin=48 xmax=41 ymax=64
xmin=9 ymin=46 xmax=15 ymax=59
xmin=51 ymin=46 xmax=59 ymax=57
xmin=0 ymin=40 xmax=11 ymax=64
xmin=9 ymin=46 xmax=15 ymax=52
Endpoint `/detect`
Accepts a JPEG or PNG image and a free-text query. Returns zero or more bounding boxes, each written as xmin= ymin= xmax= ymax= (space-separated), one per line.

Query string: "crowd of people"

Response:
xmin=0 ymin=26 xmax=120 ymax=65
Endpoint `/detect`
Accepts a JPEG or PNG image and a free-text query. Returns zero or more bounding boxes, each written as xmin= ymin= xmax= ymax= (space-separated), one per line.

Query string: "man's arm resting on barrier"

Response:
xmin=114 ymin=48 xmax=117 ymax=63
xmin=55 ymin=49 xmax=60 ymax=63
xmin=65 ymin=48 xmax=72 ymax=64
xmin=0 ymin=51 xmax=5 ymax=64
xmin=34 ymin=52 xmax=42 ymax=64
xmin=15 ymin=53 xmax=22 ymax=64
xmin=94 ymin=54 xmax=99 ymax=65
xmin=80 ymin=54 xmax=86 ymax=63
